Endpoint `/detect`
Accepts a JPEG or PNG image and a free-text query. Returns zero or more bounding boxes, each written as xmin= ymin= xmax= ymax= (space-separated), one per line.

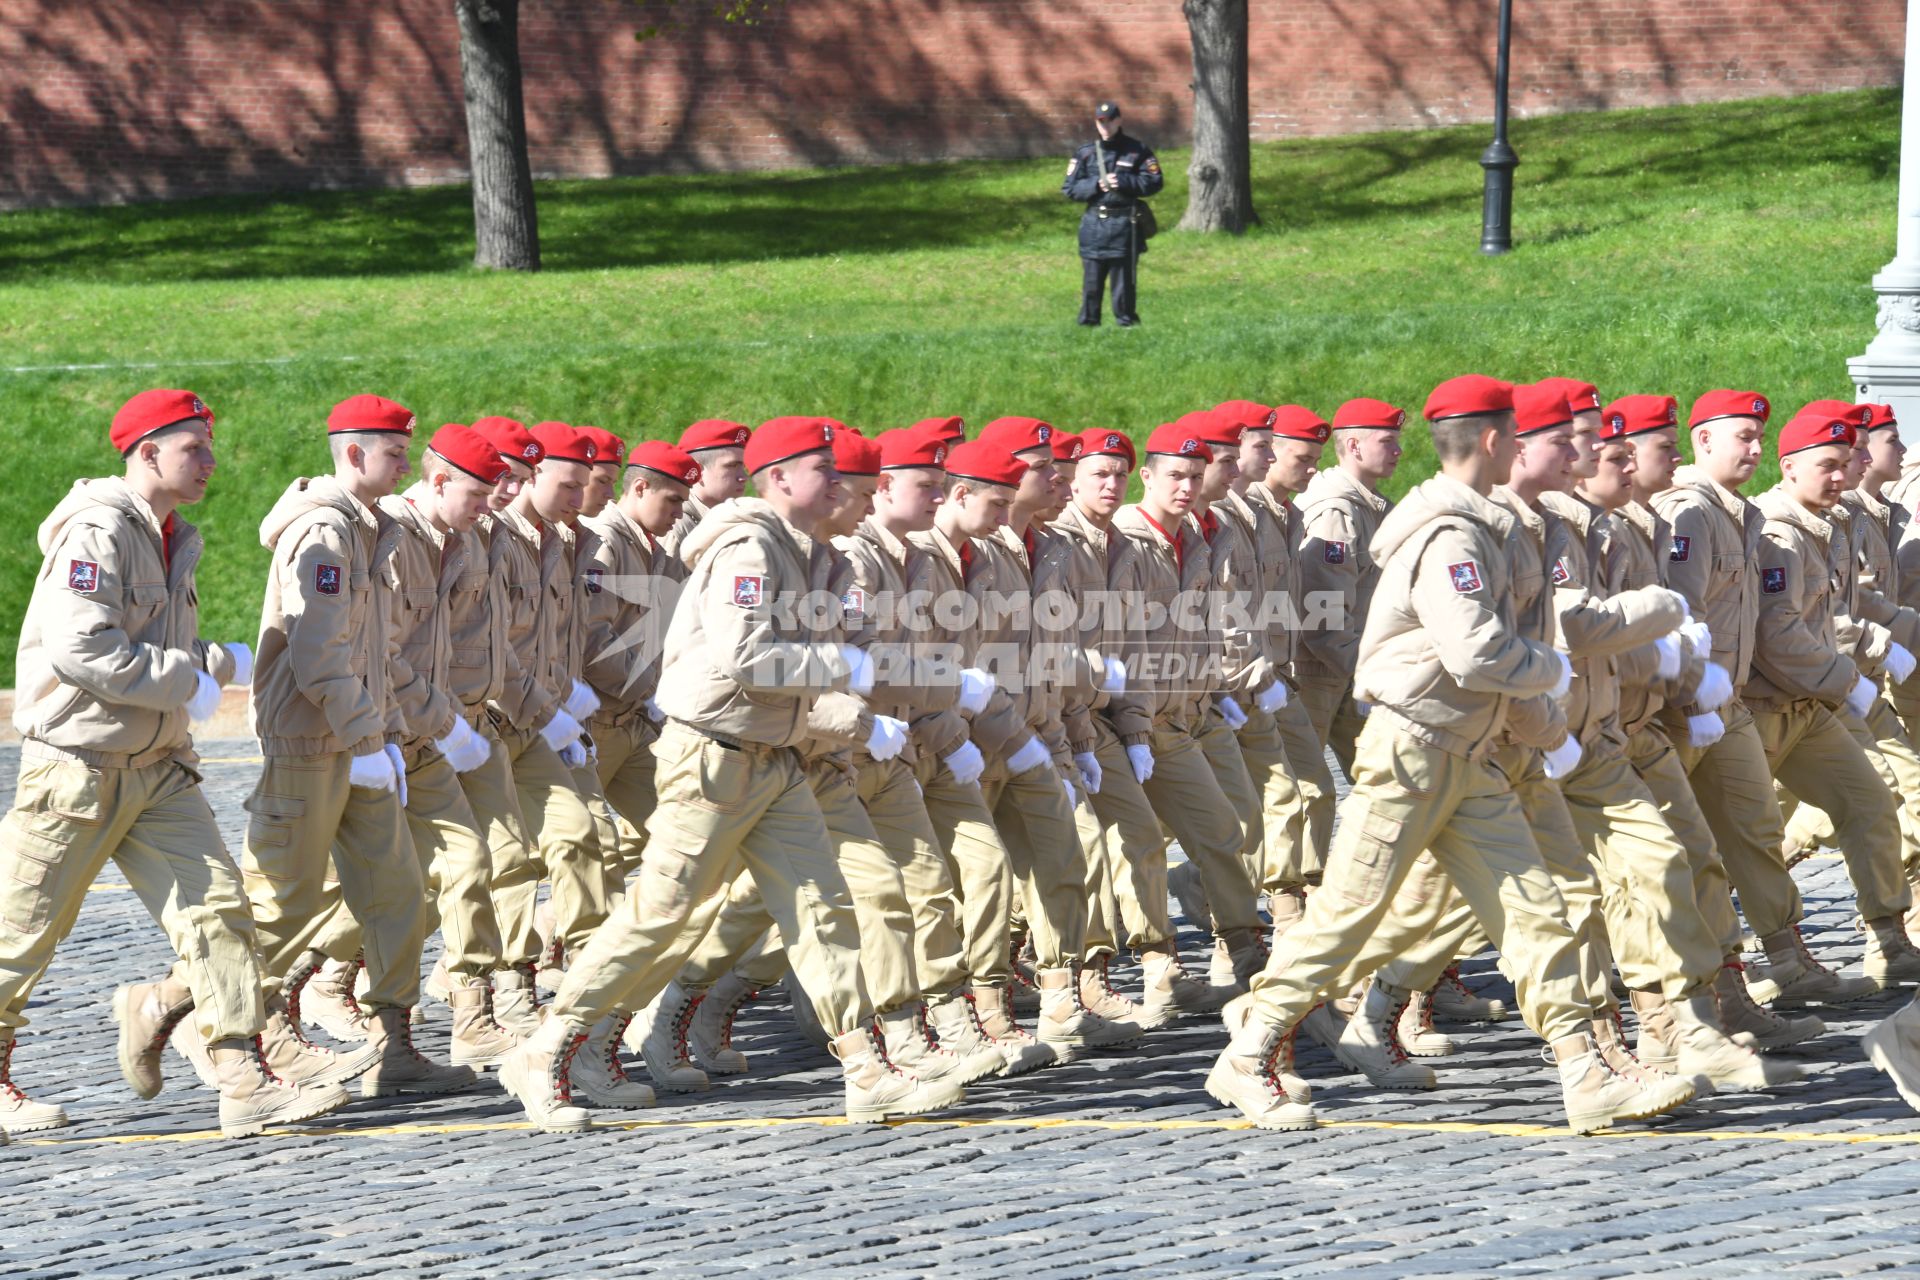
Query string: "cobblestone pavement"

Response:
xmin=2 ymin=742 xmax=1918 ymax=1279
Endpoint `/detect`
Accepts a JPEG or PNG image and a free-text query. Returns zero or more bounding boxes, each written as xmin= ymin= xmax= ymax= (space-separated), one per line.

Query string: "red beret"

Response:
xmin=1079 ymin=429 xmax=1137 ymax=470
xmin=1535 ymin=377 xmax=1602 ymax=415
xmin=1212 ymin=399 xmax=1278 ymax=432
xmin=474 ymin=416 xmax=544 ymax=466
xmin=1689 ymin=390 xmax=1771 ymax=428
xmin=327 ymin=394 xmax=416 ymax=436
xmin=531 ymin=421 xmax=598 ymax=466
xmin=1424 ymin=375 xmax=1514 ymax=422
xmin=912 ymin=415 xmax=967 ymax=444
xmin=627 ymin=440 xmax=702 ymax=486
xmin=427 ymin=424 xmax=509 ymax=485
xmin=877 ymin=427 xmax=950 ymax=470
xmin=111 ymin=388 xmax=213 ymax=454
xmin=1799 ymin=399 xmax=1874 ymax=430
xmin=578 ymin=426 xmax=626 ymax=464
xmin=1512 ymin=382 xmax=1576 ymax=436
xmin=1778 ymin=406 xmax=1859 ymax=459
xmin=1331 ymin=398 xmax=1407 ymax=431
xmin=1178 ymin=409 xmax=1241 ymax=450
xmin=1143 ymin=421 xmax=1214 ymax=463
xmin=1598 ymin=395 xmax=1679 ymax=440
xmin=944 ymin=440 xmax=1028 ymax=489
xmin=679 ymin=419 xmax=753 ymax=452
xmin=1864 ymin=402 xmax=1899 ymax=432
xmin=1053 ymin=430 xmax=1086 ymax=462
xmin=746 ymin=415 xmax=836 ymax=473
xmin=976 ymin=416 xmax=1056 ymax=455
xmin=1272 ymin=405 xmax=1332 ymax=444
xmin=832 ymin=429 xmax=884 ymax=477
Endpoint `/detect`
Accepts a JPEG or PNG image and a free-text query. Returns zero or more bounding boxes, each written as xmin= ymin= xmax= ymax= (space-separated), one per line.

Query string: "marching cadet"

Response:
xmin=1208 ymin=374 xmax=1689 ymax=1136
xmin=577 ymin=425 xmax=626 ymax=520
xmin=1296 ymin=398 xmax=1405 ymax=776
xmin=499 ymin=416 xmax=963 ymax=1132
xmin=1652 ymin=391 xmax=1877 ymax=1005
xmin=1745 ymin=405 xmax=1920 ymax=987
xmin=662 ymin=419 xmax=752 ymax=558
xmin=0 ymin=389 xmax=340 ymax=1139
xmin=244 ymin=394 xmax=474 ymax=1097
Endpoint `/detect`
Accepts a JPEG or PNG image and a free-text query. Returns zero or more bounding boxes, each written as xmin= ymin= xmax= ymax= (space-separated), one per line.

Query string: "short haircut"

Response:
xmin=1430 ymin=414 xmax=1503 ymax=464
xmin=122 ymin=419 xmax=204 ymax=458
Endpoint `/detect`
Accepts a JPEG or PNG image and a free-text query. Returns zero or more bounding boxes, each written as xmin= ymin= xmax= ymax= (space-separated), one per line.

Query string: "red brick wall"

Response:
xmin=0 ymin=0 xmax=1903 ymax=209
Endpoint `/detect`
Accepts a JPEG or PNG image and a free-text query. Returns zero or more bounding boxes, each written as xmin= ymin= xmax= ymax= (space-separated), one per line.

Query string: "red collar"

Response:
xmin=1198 ymin=509 xmax=1220 ymax=544
xmin=1022 ymin=527 xmax=1038 ymax=563
xmin=160 ymin=513 xmax=176 ymax=573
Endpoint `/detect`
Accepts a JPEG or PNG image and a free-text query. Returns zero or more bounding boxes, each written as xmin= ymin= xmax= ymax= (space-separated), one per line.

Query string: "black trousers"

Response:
xmin=1079 ymin=255 xmax=1137 ymax=325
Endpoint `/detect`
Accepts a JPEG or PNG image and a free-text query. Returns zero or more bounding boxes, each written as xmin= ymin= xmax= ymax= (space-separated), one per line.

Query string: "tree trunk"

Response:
xmin=455 ymin=0 xmax=540 ymax=270
xmin=1179 ymin=0 xmax=1257 ymax=234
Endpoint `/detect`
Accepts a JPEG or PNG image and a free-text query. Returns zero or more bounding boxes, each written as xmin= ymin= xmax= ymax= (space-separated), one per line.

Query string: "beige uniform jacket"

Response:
xmin=1047 ymin=501 xmax=1137 ymax=757
xmin=660 ymin=492 xmax=712 ymax=564
xmin=252 ymin=475 xmax=394 ymax=758
xmin=377 ymin=491 xmax=462 ymax=746
xmin=1028 ymin=521 xmax=1092 ymax=762
xmin=1654 ymin=470 xmax=1764 ymax=712
xmin=1745 ymin=488 xmax=1859 ymax=713
xmin=579 ymin=504 xmax=689 ymax=726
xmin=1109 ymin=504 xmax=1214 ymax=739
xmin=1201 ymin=498 xmax=1278 ymax=703
xmin=15 ymin=478 xmax=236 ymax=768
xmin=1295 ymin=466 xmax=1393 ymax=688
xmin=837 ymin=518 xmax=964 ymax=767
xmin=1489 ymin=486 xmax=1573 ymax=751
xmin=445 ymin=519 xmax=514 ymax=720
xmin=1833 ymin=489 xmax=1914 ymax=679
xmin=904 ymin=524 xmax=990 ymax=764
xmin=1242 ymin=484 xmax=1302 ymax=693
xmin=1352 ymin=474 xmax=1564 ymax=760
xmin=966 ymin=525 xmax=1050 ymax=762
xmin=654 ymin=498 xmax=858 ymax=748
xmin=1595 ymin=499 xmax=1705 ymax=736
xmin=487 ymin=507 xmax=570 ymax=733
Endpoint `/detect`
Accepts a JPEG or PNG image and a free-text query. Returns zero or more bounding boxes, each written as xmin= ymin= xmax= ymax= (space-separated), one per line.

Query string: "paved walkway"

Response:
xmin=2 ymin=742 xmax=1917 ymax=1279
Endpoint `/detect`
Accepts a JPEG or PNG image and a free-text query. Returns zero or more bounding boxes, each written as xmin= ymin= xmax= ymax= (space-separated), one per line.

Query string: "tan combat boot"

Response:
xmin=446 ymin=979 xmax=519 ymax=1070
xmin=301 ymin=952 xmax=371 ymax=1043
xmin=424 ymin=955 xmax=454 ymax=1008
xmin=570 ymin=1013 xmax=656 ymax=1109
xmin=1431 ymin=964 xmax=1509 ymax=1022
xmin=1204 ymin=1017 xmax=1316 ymax=1129
xmin=169 ymin=1000 xmax=221 ymax=1091
xmin=967 ymin=983 xmax=1055 ymax=1075
xmin=500 ymin=1014 xmax=592 ymax=1134
xmin=0 ymin=1033 xmax=69 ymax=1134
xmin=210 ymin=1036 xmax=349 ymax=1138
xmin=880 ymin=1005 xmax=1001 ymax=1086
xmin=1139 ymin=943 xmax=1225 ymax=1021
xmin=1592 ymin=1012 xmax=1695 ymax=1113
xmin=1552 ymin=1031 xmax=1689 ymax=1135
xmin=835 ymin=1025 xmax=965 ymax=1123
xmin=1754 ymin=927 xmax=1880 ymax=1006
xmin=1863 ymin=916 xmax=1920 ymax=986
xmin=359 ymin=1006 xmax=477 ymax=1097
xmin=1215 ymin=927 xmax=1267 ymax=995
xmin=1627 ymin=989 xmax=1680 ymax=1071
xmin=112 ymin=976 xmax=196 ymax=1099
xmin=260 ymin=993 xmax=377 ymax=1088
xmin=1035 ymin=966 xmax=1142 ymax=1053
xmin=1298 ymin=1000 xmax=1349 ymax=1053
xmin=1168 ymin=859 xmax=1211 ymax=932
xmin=1862 ymin=995 xmax=1920 ymax=1112
xmin=623 ymin=981 xmax=711 ymax=1093
xmin=926 ymin=991 xmax=1010 ymax=1081
xmin=1078 ymin=955 xmax=1149 ymax=1034
xmin=1669 ymin=989 xmax=1802 ymax=1093
xmin=1397 ymin=987 xmax=1455 ymax=1057
xmin=491 ymin=965 xmax=542 ymax=1038
xmin=1334 ymin=979 xmax=1437 ymax=1090
xmin=687 ymin=972 xmax=757 ymax=1076
xmin=1009 ymin=931 xmax=1041 ymax=1015
xmin=1712 ymin=962 xmax=1823 ymax=1050
xmin=1268 ymin=886 xmax=1306 ymax=947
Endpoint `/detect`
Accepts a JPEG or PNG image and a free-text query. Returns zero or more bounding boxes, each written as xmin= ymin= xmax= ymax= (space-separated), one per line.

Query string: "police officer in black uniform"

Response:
xmin=1063 ymin=101 xmax=1163 ymax=327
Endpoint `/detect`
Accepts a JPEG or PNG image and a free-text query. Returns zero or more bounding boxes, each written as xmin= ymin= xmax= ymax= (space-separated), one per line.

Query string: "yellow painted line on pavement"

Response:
xmin=18 ymin=1112 xmax=1920 ymax=1149
xmin=198 ymin=755 xmax=263 ymax=765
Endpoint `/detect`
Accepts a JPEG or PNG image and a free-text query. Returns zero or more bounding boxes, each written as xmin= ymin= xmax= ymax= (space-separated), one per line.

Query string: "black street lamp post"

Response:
xmin=1479 ymin=0 xmax=1518 ymax=254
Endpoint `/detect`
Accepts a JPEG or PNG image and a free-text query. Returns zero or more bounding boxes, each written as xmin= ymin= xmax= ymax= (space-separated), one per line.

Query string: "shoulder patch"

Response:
xmin=584 ymin=566 xmax=603 ymax=595
xmin=67 ymin=559 xmax=99 ymax=593
xmin=1551 ymin=555 xmax=1571 ymax=586
xmin=1762 ymin=565 xmax=1787 ymax=594
xmin=1669 ymin=535 xmax=1691 ymax=563
xmin=731 ymin=575 xmax=764 ymax=608
xmin=1324 ymin=540 xmax=1347 ymax=564
xmin=1448 ymin=560 xmax=1484 ymax=594
xmin=841 ymin=586 xmax=867 ymax=623
xmin=314 ymin=563 xmax=342 ymax=596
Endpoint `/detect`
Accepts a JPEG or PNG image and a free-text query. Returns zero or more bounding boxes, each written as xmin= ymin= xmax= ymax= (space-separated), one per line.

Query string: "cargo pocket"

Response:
xmin=1338 ymin=806 xmax=1404 ymax=909
xmin=242 ymin=793 xmax=306 ymax=859
xmin=0 ymin=825 xmax=64 ymax=936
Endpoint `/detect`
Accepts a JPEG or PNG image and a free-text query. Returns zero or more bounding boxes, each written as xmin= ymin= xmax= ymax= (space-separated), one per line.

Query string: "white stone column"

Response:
xmin=1851 ymin=0 xmax=1920 ymax=443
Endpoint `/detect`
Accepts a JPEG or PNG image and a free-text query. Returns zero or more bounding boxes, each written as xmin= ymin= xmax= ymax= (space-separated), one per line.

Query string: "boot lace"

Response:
xmin=1382 ymin=995 xmax=1413 ymax=1065
xmin=553 ymin=1031 xmax=588 ymax=1104
xmin=1441 ymin=965 xmax=1477 ymax=1003
xmin=253 ymin=1034 xmax=289 ymax=1087
xmin=716 ymin=986 xmax=756 ymax=1052
xmin=671 ymin=993 xmax=701 ymax=1066
xmin=605 ymin=1016 xmax=637 ymax=1084
xmin=282 ymin=968 xmax=337 ymax=1057
xmin=0 ymin=1040 xmax=26 ymax=1104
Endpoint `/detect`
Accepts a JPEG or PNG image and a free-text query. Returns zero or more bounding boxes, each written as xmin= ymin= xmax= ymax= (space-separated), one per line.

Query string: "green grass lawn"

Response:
xmin=0 ymin=88 xmax=1899 ymax=685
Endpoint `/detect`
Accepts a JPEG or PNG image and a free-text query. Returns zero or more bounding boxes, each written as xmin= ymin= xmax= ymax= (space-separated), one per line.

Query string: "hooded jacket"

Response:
xmin=377 ymin=488 xmax=462 ymax=748
xmin=837 ymin=517 xmax=965 ymax=767
xmin=1046 ymin=500 xmax=1138 ymax=756
xmin=1653 ymin=468 xmax=1765 ymax=710
xmin=1295 ymin=466 xmax=1394 ymax=687
xmin=15 ymin=477 xmax=236 ymax=767
xmin=579 ymin=503 xmax=690 ymax=729
xmin=1109 ymin=502 xmax=1214 ymax=738
xmin=1746 ymin=487 xmax=1859 ymax=712
xmin=1594 ymin=498 xmax=1707 ymax=737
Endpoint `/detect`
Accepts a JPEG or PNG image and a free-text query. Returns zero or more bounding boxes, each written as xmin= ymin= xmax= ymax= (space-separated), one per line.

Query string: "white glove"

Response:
xmin=1550 ymin=651 xmax=1573 ymax=701
xmin=958 ymin=667 xmax=995 ymax=715
xmin=383 ymin=743 xmax=409 ymax=807
xmin=1099 ymin=654 xmax=1128 ymax=695
xmin=1846 ymin=674 xmax=1877 ymax=719
xmin=1256 ymin=682 xmax=1289 ymax=715
xmin=348 ymin=749 xmax=397 ymax=792
xmin=223 ymin=642 xmax=254 ymax=687
xmin=558 ymin=738 xmax=589 ymax=769
xmin=1006 ymin=734 xmax=1052 ymax=776
xmin=1889 ymin=642 xmax=1917 ymax=686
xmin=563 ymin=679 xmax=601 ymax=723
xmin=1653 ymin=633 xmax=1685 ymax=682
xmin=1127 ymin=743 xmax=1155 ymax=784
xmin=644 ymin=697 xmax=665 ymax=723
xmin=1693 ymin=661 xmax=1733 ymax=712
xmin=840 ymin=644 xmax=875 ymax=697
xmin=1542 ymin=734 xmax=1583 ymax=780
xmin=540 ymin=708 xmax=584 ymax=754
xmin=943 ymin=741 xmax=986 ymax=786
xmin=185 ymin=670 xmax=223 ymax=723
xmin=865 ymin=715 xmax=909 ymax=761
xmin=1686 ymin=712 xmax=1725 ymax=750
xmin=1074 ymin=750 xmax=1103 ymax=795
xmin=434 ymin=719 xmax=492 ymax=773
xmin=1218 ymin=696 xmax=1248 ymax=731
xmin=1062 ymin=775 xmax=1078 ymax=809
xmin=1679 ymin=619 xmax=1712 ymax=657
